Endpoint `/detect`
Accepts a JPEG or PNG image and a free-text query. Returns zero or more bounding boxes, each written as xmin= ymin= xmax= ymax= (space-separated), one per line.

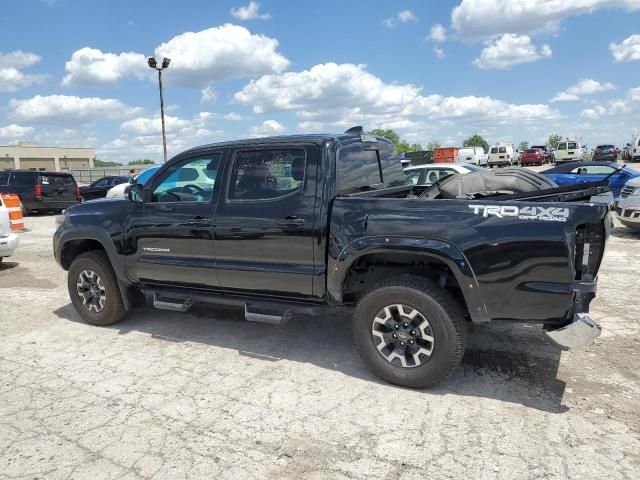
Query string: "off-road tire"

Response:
xmin=353 ymin=275 xmax=466 ymax=388
xmin=68 ymin=250 xmax=126 ymax=326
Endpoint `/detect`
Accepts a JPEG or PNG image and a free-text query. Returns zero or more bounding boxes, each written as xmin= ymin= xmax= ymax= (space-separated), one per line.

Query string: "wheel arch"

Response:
xmin=328 ymin=237 xmax=489 ymax=323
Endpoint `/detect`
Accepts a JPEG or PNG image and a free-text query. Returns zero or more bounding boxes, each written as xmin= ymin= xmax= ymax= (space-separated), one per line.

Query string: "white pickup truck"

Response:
xmin=0 ymin=195 xmax=19 ymax=263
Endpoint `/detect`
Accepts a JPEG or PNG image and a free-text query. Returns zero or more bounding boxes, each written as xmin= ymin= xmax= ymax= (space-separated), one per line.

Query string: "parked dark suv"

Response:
xmin=0 ymin=170 xmax=81 ymax=214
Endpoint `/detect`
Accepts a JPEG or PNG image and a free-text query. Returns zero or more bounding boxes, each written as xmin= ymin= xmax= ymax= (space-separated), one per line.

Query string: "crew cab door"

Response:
xmin=213 ymin=145 xmax=318 ymax=296
xmin=124 ymin=151 xmax=224 ymax=288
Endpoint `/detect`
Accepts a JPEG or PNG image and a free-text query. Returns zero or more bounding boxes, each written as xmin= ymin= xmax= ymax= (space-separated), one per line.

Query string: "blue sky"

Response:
xmin=0 ymin=0 xmax=639 ymax=162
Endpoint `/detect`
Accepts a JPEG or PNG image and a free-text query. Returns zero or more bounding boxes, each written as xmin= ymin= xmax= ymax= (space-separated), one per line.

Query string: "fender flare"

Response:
xmin=55 ymin=227 xmax=135 ymax=310
xmin=327 ymin=236 xmax=489 ymax=323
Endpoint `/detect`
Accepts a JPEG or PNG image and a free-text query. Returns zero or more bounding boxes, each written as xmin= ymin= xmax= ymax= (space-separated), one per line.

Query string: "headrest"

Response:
xmin=291 ymin=157 xmax=305 ymax=181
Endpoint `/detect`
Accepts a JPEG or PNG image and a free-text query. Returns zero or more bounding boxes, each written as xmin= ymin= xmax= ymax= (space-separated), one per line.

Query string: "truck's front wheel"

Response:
xmin=68 ymin=251 xmax=126 ymax=326
xmin=353 ymin=276 xmax=466 ymax=388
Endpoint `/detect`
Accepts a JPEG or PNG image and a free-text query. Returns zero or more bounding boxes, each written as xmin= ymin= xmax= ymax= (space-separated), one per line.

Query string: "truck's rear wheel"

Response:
xmin=68 ymin=251 xmax=126 ymax=326
xmin=352 ymin=276 xmax=466 ymax=388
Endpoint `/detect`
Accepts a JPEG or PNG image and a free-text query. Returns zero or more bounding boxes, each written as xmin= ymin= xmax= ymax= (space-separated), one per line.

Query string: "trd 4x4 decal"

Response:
xmin=469 ymin=205 xmax=569 ymax=222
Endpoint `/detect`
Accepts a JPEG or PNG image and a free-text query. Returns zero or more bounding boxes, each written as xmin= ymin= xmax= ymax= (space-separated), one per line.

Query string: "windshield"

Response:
xmin=135 ymin=166 xmax=160 ymax=185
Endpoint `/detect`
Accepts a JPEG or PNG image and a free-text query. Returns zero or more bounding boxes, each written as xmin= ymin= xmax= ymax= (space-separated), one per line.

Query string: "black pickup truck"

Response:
xmin=54 ymin=130 xmax=611 ymax=388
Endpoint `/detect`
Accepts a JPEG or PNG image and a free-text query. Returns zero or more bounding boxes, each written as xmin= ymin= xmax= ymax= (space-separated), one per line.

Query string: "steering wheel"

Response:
xmin=182 ymin=184 xmax=207 ymax=195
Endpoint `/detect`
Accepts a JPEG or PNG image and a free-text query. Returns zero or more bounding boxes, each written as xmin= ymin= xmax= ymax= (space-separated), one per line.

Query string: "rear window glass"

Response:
xmin=39 ymin=175 xmax=76 ymax=187
xmin=525 ymin=149 xmax=539 ymax=154
xmin=567 ymin=142 xmax=578 ymax=149
xmin=598 ymin=145 xmax=614 ymax=150
xmin=531 ymin=145 xmax=546 ymax=151
xmin=557 ymin=142 xmax=567 ymax=150
xmin=499 ymin=147 xmax=506 ymax=153
xmin=338 ymin=146 xmax=382 ymax=193
xmin=490 ymin=147 xmax=498 ymax=154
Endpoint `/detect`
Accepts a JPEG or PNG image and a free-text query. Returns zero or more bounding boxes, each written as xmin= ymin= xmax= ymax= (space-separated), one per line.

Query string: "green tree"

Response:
xmin=127 ymin=159 xmax=155 ymax=166
xmin=547 ymin=133 xmax=562 ymax=149
xmin=462 ymin=134 xmax=489 ymax=153
xmin=370 ymin=129 xmax=422 ymax=154
xmin=518 ymin=141 xmax=529 ymax=151
xmin=94 ymin=158 xmax=120 ymax=167
xmin=426 ymin=141 xmax=441 ymax=151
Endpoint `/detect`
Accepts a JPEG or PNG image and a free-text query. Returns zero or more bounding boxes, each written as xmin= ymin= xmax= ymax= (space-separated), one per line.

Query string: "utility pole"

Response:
xmin=147 ymin=57 xmax=171 ymax=162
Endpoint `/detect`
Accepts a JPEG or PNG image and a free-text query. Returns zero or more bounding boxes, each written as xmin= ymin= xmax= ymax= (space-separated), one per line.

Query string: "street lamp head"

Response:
xmin=161 ymin=57 xmax=171 ymax=69
xmin=147 ymin=57 xmax=157 ymax=69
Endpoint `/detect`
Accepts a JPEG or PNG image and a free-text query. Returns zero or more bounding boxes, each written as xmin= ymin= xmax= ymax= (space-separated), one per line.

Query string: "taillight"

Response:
xmin=34 ymin=184 xmax=42 ymax=197
xmin=574 ymin=223 xmax=605 ymax=281
xmin=76 ymin=186 xmax=81 ymax=198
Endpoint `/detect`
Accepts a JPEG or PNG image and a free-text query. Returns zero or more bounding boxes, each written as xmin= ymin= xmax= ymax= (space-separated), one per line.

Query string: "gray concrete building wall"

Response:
xmin=0 ymin=142 xmax=95 ymax=172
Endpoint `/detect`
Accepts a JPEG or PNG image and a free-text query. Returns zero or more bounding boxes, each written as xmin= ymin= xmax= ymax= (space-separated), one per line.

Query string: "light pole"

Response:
xmin=147 ymin=57 xmax=171 ymax=162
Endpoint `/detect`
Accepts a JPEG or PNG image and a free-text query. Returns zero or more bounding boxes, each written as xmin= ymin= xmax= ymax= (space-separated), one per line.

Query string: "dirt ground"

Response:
xmin=0 ymin=213 xmax=638 ymax=479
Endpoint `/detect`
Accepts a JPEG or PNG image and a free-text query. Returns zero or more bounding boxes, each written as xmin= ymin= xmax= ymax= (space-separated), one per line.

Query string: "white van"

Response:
xmin=554 ymin=140 xmax=583 ymax=164
xmin=0 ymin=195 xmax=19 ymax=263
xmin=488 ymin=143 xmax=515 ymax=167
xmin=630 ymin=133 xmax=640 ymax=162
xmin=456 ymin=147 xmax=488 ymax=166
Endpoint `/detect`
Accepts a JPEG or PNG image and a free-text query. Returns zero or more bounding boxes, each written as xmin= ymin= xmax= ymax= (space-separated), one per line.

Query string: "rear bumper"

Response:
xmin=32 ymin=198 xmax=80 ymax=210
xmin=0 ymin=232 xmax=19 ymax=257
xmin=545 ymin=313 xmax=601 ymax=349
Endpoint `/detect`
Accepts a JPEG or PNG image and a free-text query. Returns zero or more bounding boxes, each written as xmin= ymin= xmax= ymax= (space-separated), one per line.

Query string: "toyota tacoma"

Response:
xmin=54 ymin=129 xmax=612 ymax=388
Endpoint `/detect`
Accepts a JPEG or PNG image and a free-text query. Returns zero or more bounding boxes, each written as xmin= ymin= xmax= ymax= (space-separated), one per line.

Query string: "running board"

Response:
xmin=245 ymin=305 xmax=291 ymax=326
xmin=153 ymin=294 xmax=193 ymax=312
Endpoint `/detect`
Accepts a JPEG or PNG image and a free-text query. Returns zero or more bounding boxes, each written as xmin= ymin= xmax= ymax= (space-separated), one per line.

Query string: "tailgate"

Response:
xmin=39 ymin=174 xmax=77 ymax=201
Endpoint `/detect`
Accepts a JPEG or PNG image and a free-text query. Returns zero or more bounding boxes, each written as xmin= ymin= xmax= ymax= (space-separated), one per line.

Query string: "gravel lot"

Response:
xmin=1 ymin=211 xmax=639 ymax=479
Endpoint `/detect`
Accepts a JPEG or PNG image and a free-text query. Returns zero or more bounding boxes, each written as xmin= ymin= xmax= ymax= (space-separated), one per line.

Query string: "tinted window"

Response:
xmin=532 ymin=145 xmax=546 ymax=151
xmin=490 ymin=147 xmax=498 ymax=154
xmin=152 ymin=154 xmax=220 ymax=203
xmin=39 ymin=175 xmax=76 ymax=187
xmin=229 ymin=149 xmax=305 ymax=201
xmin=338 ymin=146 xmax=382 ymax=193
xmin=558 ymin=142 xmax=567 ymax=150
xmin=568 ymin=142 xmax=578 ymax=149
xmin=525 ymin=149 xmax=539 ymax=154
xmin=93 ymin=178 xmax=110 ymax=187
xmin=0 ymin=173 xmax=8 ymax=185
xmin=571 ymin=166 xmax=614 ymax=175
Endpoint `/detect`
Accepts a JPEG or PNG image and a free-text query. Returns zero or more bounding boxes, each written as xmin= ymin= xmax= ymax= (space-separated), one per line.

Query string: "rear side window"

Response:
xmin=228 ymin=149 xmax=305 ymax=201
xmin=338 ymin=146 xmax=382 ymax=193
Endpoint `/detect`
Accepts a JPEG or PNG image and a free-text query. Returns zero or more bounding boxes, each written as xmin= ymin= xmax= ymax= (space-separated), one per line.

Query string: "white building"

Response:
xmin=0 ymin=142 xmax=95 ymax=172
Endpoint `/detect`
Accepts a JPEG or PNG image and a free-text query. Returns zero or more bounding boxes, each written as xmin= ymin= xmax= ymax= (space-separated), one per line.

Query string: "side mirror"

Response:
xmin=128 ymin=183 xmax=147 ymax=203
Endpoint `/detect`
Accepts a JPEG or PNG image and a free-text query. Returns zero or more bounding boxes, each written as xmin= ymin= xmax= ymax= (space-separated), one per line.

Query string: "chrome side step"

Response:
xmin=245 ymin=305 xmax=291 ymax=326
xmin=153 ymin=294 xmax=193 ymax=312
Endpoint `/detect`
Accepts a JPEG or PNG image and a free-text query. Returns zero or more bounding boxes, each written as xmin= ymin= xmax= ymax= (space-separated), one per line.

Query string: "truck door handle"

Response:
xmin=278 ymin=216 xmax=305 ymax=226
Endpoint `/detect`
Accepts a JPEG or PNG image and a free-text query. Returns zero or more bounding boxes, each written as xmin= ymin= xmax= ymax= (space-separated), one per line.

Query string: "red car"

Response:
xmin=520 ymin=148 xmax=545 ymax=166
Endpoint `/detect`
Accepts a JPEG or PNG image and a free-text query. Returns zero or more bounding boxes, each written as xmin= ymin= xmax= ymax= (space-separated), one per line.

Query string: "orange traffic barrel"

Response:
xmin=0 ymin=193 xmax=24 ymax=231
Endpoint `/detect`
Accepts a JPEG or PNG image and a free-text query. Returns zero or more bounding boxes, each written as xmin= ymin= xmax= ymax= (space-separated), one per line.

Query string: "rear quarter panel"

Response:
xmin=328 ymin=197 xmax=608 ymax=323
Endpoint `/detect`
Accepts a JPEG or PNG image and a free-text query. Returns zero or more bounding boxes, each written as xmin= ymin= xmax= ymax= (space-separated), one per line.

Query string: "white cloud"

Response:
xmin=0 ymin=50 xmax=45 ymax=92
xmin=383 ymin=10 xmax=418 ymax=28
xmin=610 ymin=34 xmax=640 ymax=62
xmin=434 ymin=47 xmax=446 ymax=59
xmin=231 ymin=1 xmax=271 ymax=20
xmin=201 ymin=85 xmax=218 ymax=103
xmin=473 ymin=34 xmax=552 ymax=69
xmin=581 ymin=105 xmax=607 ymax=119
xmin=9 ymin=95 xmax=141 ymax=124
xmin=234 ymin=62 xmax=558 ymax=136
xmin=62 ymin=47 xmax=148 ymax=86
xmin=249 ymin=119 xmax=286 ymax=137
xmin=0 ymin=124 xmax=34 ymax=142
xmin=551 ymin=79 xmax=615 ymax=102
xmin=155 ymin=24 xmax=289 ymax=87
xmin=100 ymin=113 xmax=224 ymax=162
xmin=0 ymin=50 xmax=41 ymax=69
xmin=428 ymin=24 xmax=447 ymax=42
xmin=452 ymin=0 xmax=640 ymax=40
